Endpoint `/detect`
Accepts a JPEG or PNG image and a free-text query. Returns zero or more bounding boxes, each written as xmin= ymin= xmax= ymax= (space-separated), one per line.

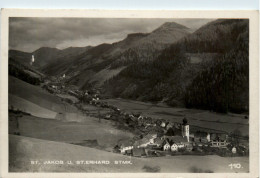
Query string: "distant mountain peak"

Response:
xmin=153 ymin=22 xmax=189 ymax=33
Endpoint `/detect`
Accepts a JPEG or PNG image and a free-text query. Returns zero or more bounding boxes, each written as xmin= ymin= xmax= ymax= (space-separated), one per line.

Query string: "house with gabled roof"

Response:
xmin=163 ymin=140 xmax=171 ymax=151
xmin=163 ymin=135 xmax=190 ymax=151
xmin=164 ymin=136 xmax=189 ymax=145
xmin=210 ymin=133 xmax=228 ymax=147
xmin=171 ymin=143 xmax=178 ymax=152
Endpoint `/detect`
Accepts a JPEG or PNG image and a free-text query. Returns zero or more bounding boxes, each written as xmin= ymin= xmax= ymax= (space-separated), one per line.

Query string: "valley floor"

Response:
xmin=8 ymin=76 xmax=249 ymax=173
xmin=104 ymin=98 xmax=249 ymax=136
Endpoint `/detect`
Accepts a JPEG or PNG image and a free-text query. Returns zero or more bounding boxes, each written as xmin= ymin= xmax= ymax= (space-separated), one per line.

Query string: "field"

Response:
xmin=104 ymin=98 xmax=249 ymax=136
xmin=9 ymin=113 xmax=134 ymax=151
xmin=9 ymin=135 xmax=249 ymax=172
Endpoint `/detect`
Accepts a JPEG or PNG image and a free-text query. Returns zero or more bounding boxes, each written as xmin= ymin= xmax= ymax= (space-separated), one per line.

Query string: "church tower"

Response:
xmin=181 ymin=118 xmax=189 ymax=142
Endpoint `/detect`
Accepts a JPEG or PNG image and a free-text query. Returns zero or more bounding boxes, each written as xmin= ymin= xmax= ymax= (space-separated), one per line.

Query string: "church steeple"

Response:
xmin=182 ymin=118 xmax=189 ymax=142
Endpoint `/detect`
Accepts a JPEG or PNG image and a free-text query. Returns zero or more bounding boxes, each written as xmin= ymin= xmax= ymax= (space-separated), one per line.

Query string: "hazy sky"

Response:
xmin=9 ymin=18 xmax=214 ymax=52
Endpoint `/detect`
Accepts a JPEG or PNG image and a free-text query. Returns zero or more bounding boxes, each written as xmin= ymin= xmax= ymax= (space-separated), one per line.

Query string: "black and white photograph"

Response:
xmin=0 ymin=10 xmax=259 ymax=176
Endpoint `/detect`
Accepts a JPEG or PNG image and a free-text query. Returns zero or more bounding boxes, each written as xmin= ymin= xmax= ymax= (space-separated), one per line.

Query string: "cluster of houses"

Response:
xmin=117 ymin=118 xmax=233 ymax=157
xmin=71 ymin=88 xmax=234 ymax=156
xmin=41 ymin=77 xmax=245 ymax=157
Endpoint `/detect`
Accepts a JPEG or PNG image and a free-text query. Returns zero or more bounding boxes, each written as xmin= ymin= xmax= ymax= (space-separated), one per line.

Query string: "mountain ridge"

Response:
xmin=8 ymin=19 xmax=249 ymax=113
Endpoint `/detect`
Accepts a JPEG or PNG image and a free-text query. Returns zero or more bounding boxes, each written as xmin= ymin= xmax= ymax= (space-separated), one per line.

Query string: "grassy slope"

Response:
xmin=9 ymin=76 xmax=77 ymax=113
xmin=9 ymin=135 xmax=249 ymax=173
xmin=9 ymin=94 xmax=57 ymax=119
xmin=9 ymin=114 xmax=134 ymax=150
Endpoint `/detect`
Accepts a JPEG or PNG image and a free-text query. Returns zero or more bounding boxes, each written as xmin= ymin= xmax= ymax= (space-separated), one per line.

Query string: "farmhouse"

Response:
xmin=119 ymin=143 xmax=134 ymax=154
xmin=170 ymin=143 xmax=178 ymax=151
xmin=163 ymin=140 xmax=171 ymax=151
xmin=210 ymin=133 xmax=228 ymax=147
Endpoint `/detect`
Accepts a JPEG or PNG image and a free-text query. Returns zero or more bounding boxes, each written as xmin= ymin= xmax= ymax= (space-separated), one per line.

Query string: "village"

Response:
xmin=41 ymin=74 xmax=249 ymax=159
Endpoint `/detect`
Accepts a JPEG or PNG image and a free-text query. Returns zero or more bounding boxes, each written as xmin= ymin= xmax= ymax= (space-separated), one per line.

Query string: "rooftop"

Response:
xmin=164 ymin=136 xmax=188 ymax=143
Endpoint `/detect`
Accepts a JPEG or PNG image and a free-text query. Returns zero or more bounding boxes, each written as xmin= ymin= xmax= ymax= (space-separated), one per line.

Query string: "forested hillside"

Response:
xmin=185 ymin=27 xmax=249 ymax=113
xmin=103 ymin=19 xmax=249 ymax=114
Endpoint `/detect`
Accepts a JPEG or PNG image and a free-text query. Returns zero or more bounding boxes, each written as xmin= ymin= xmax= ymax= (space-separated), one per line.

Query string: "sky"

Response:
xmin=9 ymin=18 xmax=214 ymax=52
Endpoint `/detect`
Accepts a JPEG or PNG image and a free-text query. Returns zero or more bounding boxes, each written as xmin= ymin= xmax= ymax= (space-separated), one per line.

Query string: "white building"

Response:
xmin=163 ymin=141 xmax=171 ymax=151
xmin=171 ymin=143 xmax=178 ymax=151
xmin=206 ymin=133 xmax=211 ymax=142
xmin=120 ymin=145 xmax=133 ymax=154
xmin=232 ymin=147 xmax=237 ymax=154
xmin=182 ymin=124 xmax=189 ymax=142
